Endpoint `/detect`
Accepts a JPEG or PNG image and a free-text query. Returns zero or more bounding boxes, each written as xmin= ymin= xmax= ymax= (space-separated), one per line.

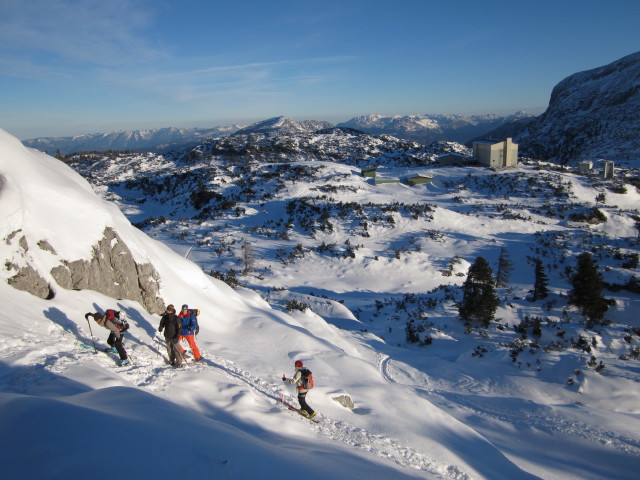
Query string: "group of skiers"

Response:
xmin=84 ymin=303 xmax=203 ymax=368
xmin=84 ymin=304 xmax=316 ymax=417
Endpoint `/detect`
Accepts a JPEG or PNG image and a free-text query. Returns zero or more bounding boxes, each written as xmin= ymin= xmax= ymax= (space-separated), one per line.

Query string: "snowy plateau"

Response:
xmin=2 ymin=107 xmax=640 ymax=480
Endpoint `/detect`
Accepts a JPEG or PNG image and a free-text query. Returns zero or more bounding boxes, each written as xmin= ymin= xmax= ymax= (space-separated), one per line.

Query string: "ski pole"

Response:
xmin=85 ymin=315 xmax=98 ymax=353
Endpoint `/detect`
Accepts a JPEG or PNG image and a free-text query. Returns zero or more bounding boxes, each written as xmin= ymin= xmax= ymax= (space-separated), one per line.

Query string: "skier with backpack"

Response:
xmin=84 ymin=309 xmax=130 ymax=366
xmin=158 ymin=304 xmax=182 ymax=368
xmin=178 ymin=304 xmax=202 ymax=362
xmin=283 ymin=360 xmax=316 ymax=418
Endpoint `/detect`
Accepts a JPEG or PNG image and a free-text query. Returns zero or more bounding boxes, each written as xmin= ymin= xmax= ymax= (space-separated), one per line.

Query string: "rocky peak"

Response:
xmin=518 ymin=51 xmax=640 ymax=165
xmin=233 ymin=116 xmax=334 ymax=136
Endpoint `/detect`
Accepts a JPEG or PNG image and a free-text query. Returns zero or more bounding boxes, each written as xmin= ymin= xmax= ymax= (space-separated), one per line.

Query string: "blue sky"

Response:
xmin=1 ymin=0 xmax=638 ymax=139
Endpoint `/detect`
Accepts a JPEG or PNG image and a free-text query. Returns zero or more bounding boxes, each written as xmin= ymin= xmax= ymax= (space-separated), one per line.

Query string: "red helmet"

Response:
xmin=294 ymin=360 xmax=303 ymax=368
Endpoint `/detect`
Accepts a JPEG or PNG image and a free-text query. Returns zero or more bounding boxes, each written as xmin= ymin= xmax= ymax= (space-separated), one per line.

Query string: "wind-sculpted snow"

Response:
xmin=1 ymin=306 xmax=475 ymax=479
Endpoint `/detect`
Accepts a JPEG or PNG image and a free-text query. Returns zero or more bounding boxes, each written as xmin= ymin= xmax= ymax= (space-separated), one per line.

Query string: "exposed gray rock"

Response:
xmin=8 ymin=264 xmax=53 ymax=299
xmin=49 ymin=227 xmax=165 ymax=314
xmin=5 ymin=229 xmax=22 ymax=245
xmin=18 ymin=235 xmax=28 ymax=252
xmin=37 ymin=240 xmax=57 ymax=255
xmin=332 ymin=394 xmax=354 ymax=410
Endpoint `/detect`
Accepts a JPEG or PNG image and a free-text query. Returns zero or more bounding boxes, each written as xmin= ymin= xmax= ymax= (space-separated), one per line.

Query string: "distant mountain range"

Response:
xmin=23 ymin=51 xmax=640 ymax=165
xmin=23 ymin=125 xmax=242 ymax=155
xmin=336 ymin=112 xmax=534 ymax=144
xmin=23 ymin=113 xmax=528 ymax=156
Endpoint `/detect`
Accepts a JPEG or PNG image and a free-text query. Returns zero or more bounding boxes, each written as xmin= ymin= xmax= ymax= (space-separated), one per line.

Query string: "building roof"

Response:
xmin=473 ymin=138 xmax=518 ymax=146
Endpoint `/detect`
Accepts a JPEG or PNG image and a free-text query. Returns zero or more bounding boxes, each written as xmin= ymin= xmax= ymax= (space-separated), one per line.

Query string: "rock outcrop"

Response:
xmin=332 ymin=394 xmax=355 ymax=410
xmin=6 ymin=227 xmax=165 ymax=314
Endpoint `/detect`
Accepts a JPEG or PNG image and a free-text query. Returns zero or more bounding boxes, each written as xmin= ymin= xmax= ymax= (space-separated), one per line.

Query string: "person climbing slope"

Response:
xmin=85 ymin=309 xmax=130 ymax=366
xmin=178 ymin=304 xmax=202 ymax=362
xmin=158 ymin=304 xmax=182 ymax=368
xmin=283 ymin=360 xmax=316 ymax=418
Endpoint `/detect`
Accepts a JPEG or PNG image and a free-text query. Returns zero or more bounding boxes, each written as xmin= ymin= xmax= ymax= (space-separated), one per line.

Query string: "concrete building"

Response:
xmin=472 ymin=138 xmax=518 ymax=168
xmin=579 ymin=161 xmax=593 ymax=173
xmin=603 ymin=161 xmax=615 ymax=179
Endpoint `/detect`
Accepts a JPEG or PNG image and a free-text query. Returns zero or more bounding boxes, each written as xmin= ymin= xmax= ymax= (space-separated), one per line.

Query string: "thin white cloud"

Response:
xmin=94 ymin=54 xmax=354 ymax=105
xmin=0 ymin=0 xmax=164 ymax=71
xmin=148 ymin=55 xmax=355 ymax=80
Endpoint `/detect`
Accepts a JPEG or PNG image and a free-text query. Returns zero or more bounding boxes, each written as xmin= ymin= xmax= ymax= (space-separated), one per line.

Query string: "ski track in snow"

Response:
xmin=379 ymin=353 xmax=640 ymax=458
xmin=0 ymin=324 xmax=474 ymax=480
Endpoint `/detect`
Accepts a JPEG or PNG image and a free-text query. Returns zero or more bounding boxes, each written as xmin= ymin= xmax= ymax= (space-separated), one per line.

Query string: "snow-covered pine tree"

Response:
xmin=569 ymin=252 xmax=609 ymax=326
xmin=458 ymin=256 xmax=499 ymax=328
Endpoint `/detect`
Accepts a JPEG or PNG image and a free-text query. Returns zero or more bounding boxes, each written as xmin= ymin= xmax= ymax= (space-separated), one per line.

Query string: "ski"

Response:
xmin=79 ymin=343 xmax=107 ymax=352
xmin=278 ymin=397 xmax=320 ymax=423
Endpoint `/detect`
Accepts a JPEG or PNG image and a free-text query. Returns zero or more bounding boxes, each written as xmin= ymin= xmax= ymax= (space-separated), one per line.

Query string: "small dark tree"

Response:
xmin=531 ymin=259 xmax=549 ymax=300
xmin=495 ymin=247 xmax=513 ymax=288
xmin=459 ymin=257 xmax=500 ymax=328
xmin=569 ymin=252 xmax=609 ymax=325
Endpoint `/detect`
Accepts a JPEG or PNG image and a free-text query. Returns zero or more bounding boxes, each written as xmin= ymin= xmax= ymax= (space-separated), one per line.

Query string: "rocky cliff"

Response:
xmin=6 ymin=226 xmax=165 ymax=314
xmin=518 ymin=51 xmax=640 ymax=164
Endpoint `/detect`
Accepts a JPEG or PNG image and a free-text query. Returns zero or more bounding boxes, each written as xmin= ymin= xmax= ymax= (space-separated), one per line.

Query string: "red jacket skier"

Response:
xmin=283 ymin=360 xmax=316 ymax=418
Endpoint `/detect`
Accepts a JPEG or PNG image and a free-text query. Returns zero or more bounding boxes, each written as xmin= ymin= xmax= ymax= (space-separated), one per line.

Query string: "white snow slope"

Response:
xmin=1 ymin=128 xmax=639 ymax=480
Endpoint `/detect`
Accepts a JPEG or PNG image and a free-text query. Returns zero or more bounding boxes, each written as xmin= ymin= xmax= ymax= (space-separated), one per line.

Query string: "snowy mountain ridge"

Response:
xmin=338 ymin=112 xmax=533 ymax=144
xmin=22 ymin=113 xmax=527 ymax=156
xmin=234 ymin=116 xmax=333 ymax=136
xmin=23 ymin=125 xmax=243 ymax=155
